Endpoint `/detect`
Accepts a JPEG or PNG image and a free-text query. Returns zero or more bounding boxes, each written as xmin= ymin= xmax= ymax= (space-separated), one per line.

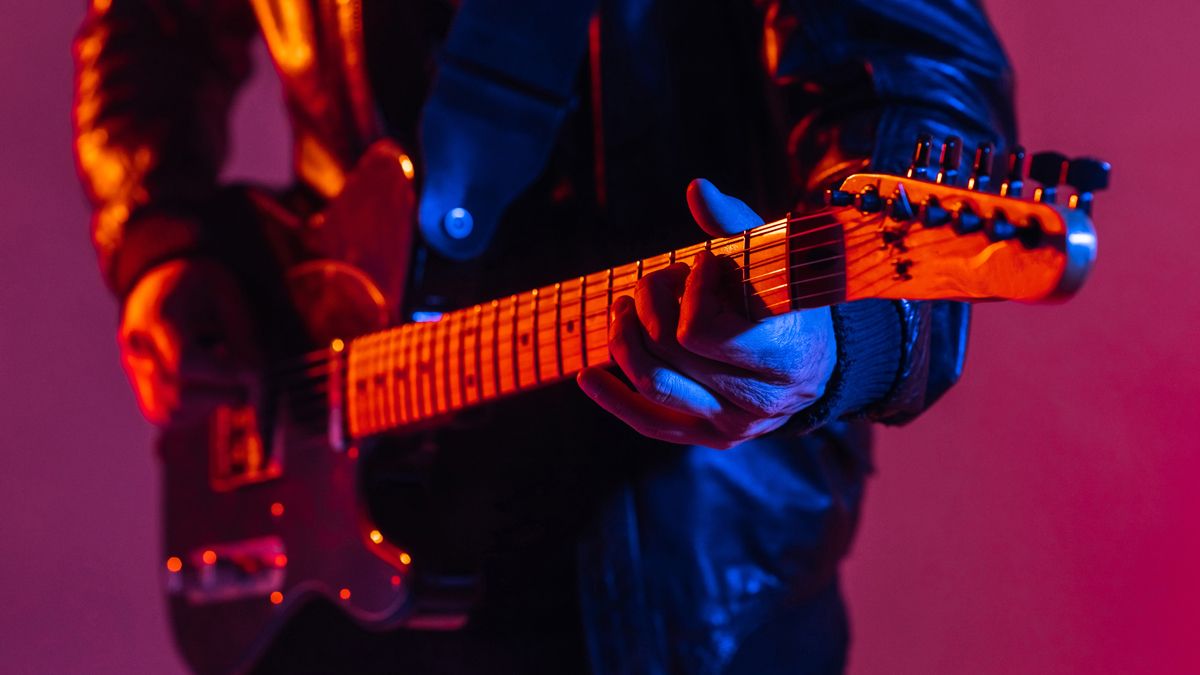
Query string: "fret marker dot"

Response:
xmin=520 ymin=334 xmax=530 ymax=346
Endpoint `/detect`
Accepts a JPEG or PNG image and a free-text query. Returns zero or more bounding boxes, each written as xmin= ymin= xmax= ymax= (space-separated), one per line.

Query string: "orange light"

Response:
xmin=270 ymin=591 xmax=284 ymax=605
xmin=331 ymin=338 xmax=345 ymax=353
xmin=339 ymin=588 xmax=351 ymax=600
xmin=165 ymin=556 xmax=183 ymax=573
xmin=202 ymin=550 xmax=217 ymax=565
xmin=398 ymin=552 xmax=412 ymax=566
xmin=369 ymin=529 xmax=383 ymax=544
xmin=270 ymin=502 xmax=285 ymax=517
xmin=391 ymin=575 xmax=401 ymax=586
xmin=399 ymin=155 xmax=415 ymax=179
xmin=274 ymin=554 xmax=288 ymax=567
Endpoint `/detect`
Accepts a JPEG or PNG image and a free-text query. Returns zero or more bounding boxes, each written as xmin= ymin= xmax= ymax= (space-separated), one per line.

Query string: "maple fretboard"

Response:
xmin=341 ymin=212 xmax=847 ymax=438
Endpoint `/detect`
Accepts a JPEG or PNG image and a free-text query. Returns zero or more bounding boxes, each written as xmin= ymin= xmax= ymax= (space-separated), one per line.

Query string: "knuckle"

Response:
xmin=734 ymin=384 xmax=789 ymax=418
xmin=644 ymin=368 xmax=677 ymax=405
xmin=676 ymin=323 xmax=706 ymax=353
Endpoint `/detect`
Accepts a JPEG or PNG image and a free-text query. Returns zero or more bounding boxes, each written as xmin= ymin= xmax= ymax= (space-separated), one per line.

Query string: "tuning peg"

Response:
xmin=856 ymin=186 xmax=883 ymax=213
xmin=907 ymin=134 xmax=934 ymax=180
xmin=953 ymin=204 xmax=983 ymax=235
xmin=922 ymin=197 xmax=950 ymax=228
xmin=1066 ymin=158 xmax=1111 ymax=215
xmin=936 ymin=136 xmax=963 ymax=186
xmin=1029 ymin=151 xmax=1069 ymax=204
xmin=967 ymin=142 xmax=994 ymax=191
xmin=999 ymin=145 xmax=1026 ymax=198
xmin=985 ymin=210 xmax=1016 ymax=241
xmin=825 ymin=188 xmax=854 ymax=207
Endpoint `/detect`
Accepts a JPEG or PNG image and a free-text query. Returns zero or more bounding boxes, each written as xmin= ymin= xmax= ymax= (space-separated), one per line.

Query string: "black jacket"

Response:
xmin=73 ymin=1 xmax=1014 ymax=672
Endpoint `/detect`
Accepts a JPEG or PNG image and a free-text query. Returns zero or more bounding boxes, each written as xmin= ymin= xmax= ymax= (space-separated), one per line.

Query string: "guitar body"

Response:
xmin=159 ymin=142 xmax=460 ymax=675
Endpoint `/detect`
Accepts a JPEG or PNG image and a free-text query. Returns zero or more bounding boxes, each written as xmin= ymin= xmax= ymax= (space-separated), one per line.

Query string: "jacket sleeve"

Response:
xmin=766 ymin=0 xmax=1016 ymax=428
xmin=72 ymin=0 xmax=259 ymax=298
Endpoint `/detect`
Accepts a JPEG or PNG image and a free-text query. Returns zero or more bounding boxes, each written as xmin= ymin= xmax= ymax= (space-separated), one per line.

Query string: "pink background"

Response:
xmin=1 ymin=1 xmax=1196 ymax=673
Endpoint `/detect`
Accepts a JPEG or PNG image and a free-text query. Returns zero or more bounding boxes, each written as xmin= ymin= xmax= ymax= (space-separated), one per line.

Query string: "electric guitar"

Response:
xmin=158 ymin=138 xmax=1104 ymax=673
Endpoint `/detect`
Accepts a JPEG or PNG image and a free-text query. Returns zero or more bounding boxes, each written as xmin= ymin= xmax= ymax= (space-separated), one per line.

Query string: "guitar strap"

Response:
xmin=417 ymin=0 xmax=598 ymax=260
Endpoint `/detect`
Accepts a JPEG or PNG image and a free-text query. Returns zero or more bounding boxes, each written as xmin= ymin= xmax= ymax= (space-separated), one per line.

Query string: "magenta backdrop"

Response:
xmin=1 ymin=2 xmax=1195 ymax=673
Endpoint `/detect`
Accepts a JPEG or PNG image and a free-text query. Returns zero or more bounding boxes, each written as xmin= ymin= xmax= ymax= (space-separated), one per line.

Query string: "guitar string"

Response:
xmin=273 ymin=215 xmax=860 ymax=380
xmin=276 ymin=236 xmax=849 ymax=386
xmin=280 ymin=214 xmax=942 ymax=409
xmin=283 ymin=211 xmax=986 ymax=415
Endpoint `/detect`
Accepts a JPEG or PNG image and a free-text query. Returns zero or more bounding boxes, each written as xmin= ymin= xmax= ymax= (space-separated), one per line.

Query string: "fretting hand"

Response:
xmin=577 ymin=179 xmax=837 ymax=449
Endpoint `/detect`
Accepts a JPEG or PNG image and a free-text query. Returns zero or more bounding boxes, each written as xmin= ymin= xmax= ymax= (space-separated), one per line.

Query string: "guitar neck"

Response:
xmin=334 ymin=169 xmax=1096 ymax=442
xmin=339 ymin=212 xmax=846 ymax=439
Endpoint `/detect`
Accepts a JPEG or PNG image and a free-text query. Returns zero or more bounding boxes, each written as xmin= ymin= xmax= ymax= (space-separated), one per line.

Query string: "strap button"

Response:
xmin=442 ymin=207 xmax=475 ymax=240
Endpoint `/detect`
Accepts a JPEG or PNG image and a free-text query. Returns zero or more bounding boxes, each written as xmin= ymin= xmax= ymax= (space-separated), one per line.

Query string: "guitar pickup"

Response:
xmin=166 ymin=536 xmax=286 ymax=605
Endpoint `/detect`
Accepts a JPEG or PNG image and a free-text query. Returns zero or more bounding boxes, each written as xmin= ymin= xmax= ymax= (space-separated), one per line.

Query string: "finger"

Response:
xmin=609 ymin=294 xmax=725 ymax=419
xmin=677 ymin=250 xmax=760 ymax=364
xmin=576 ymin=367 xmax=734 ymax=449
xmin=686 ymin=178 xmax=765 ymax=237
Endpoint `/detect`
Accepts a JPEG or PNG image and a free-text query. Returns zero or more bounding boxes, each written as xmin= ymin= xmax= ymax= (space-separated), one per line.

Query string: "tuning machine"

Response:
xmin=1065 ymin=158 xmax=1111 ymax=215
xmin=1029 ymin=151 xmax=1069 ymax=204
xmin=967 ymin=142 xmax=994 ymax=191
xmin=998 ymin=145 xmax=1026 ymax=198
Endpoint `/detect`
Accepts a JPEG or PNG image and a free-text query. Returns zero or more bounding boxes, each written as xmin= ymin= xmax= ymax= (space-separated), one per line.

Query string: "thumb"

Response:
xmin=686 ymin=178 xmax=765 ymax=237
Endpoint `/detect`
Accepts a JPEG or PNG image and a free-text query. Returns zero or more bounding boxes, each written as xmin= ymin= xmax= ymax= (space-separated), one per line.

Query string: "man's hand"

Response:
xmin=577 ymin=179 xmax=837 ymax=449
xmin=119 ymin=259 xmax=261 ymax=427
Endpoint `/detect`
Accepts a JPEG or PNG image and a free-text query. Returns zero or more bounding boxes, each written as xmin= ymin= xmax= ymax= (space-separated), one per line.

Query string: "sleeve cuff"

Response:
xmin=782 ymin=299 xmax=904 ymax=435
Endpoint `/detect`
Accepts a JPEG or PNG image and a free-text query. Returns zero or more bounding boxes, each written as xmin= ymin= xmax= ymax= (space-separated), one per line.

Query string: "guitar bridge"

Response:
xmin=165 ymin=536 xmax=286 ymax=605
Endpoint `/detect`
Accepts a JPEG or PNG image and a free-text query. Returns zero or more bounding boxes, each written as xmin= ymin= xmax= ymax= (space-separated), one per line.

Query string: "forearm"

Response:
xmin=72 ymin=0 xmax=257 ymax=298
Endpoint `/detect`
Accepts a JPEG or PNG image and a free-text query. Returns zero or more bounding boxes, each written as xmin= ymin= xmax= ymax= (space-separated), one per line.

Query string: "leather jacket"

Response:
xmin=73 ymin=1 xmax=1013 ymax=672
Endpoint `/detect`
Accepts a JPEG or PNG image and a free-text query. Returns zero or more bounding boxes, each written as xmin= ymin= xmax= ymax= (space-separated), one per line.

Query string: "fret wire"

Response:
xmin=554 ymin=282 xmax=564 ymax=378
xmin=409 ymin=321 xmax=423 ymax=420
xmin=741 ymin=229 xmax=752 ymax=316
xmin=531 ymin=288 xmax=541 ymax=384
xmin=404 ymin=324 xmax=418 ymax=423
xmin=579 ymin=275 xmax=589 ymax=368
xmin=509 ymin=295 xmax=519 ymax=391
xmin=454 ymin=309 xmax=466 ymax=409
xmin=606 ymin=267 xmax=614 ymax=316
xmin=439 ymin=314 xmax=452 ymax=413
xmin=393 ymin=326 xmax=408 ymax=426
xmin=472 ymin=305 xmax=483 ymax=403
xmin=490 ymin=300 xmax=501 ymax=399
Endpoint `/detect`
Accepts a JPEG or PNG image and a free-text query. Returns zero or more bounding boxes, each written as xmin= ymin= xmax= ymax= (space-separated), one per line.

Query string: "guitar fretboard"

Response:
xmin=343 ymin=213 xmax=848 ymax=438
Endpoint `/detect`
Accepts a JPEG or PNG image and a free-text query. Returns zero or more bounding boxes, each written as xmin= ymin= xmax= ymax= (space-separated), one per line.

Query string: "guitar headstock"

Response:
xmin=824 ymin=137 xmax=1104 ymax=304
